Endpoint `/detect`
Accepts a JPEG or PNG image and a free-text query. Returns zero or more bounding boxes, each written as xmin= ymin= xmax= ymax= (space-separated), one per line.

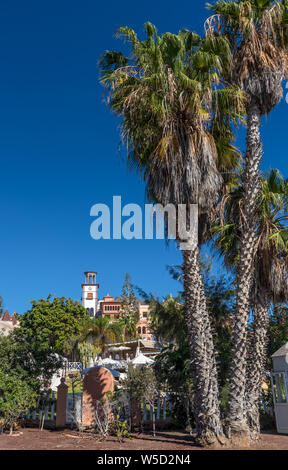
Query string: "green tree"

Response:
xmin=0 ymin=369 xmax=37 ymax=434
xmin=119 ymin=273 xmax=139 ymax=341
xmin=99 ymin=23 xmax=244 ymax=445
xmin=267 ymin=304 xmax=288 ymax=367
xmin=123 ymin=365 xmax=158 ymax=435
xmin=0 ymin=331 xmax=61 ymax=412
xmin=86 ymin=316 xmax=123 ymax=353
xmin=77 ymin=342 xmax=101 ymax=369
xmin=149 ymin=295 xmax=185 ymax=345
xmin=0 ymin=297 xmax=3 ymax=318
xmin=207 ymin=0 xmax=288 ymax=440
xmin=214 ymin=169 xmax=288 ymax=438
xmin=19 ymin=296 xmax=89 ymax=357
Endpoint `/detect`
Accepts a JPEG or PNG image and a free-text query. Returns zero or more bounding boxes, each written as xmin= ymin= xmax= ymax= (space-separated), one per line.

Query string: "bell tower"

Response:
xmin=81 ymin=271 xmax=99 ymax=317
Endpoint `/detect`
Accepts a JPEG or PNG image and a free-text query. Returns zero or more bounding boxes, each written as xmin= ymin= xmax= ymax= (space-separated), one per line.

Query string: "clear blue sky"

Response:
xmin=0 ymin=0 xmax=287 ymax=314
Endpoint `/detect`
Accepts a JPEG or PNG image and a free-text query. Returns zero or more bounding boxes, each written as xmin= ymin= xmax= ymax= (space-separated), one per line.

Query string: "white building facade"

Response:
xmin=81 ymin=271 xmax=99 ymax=318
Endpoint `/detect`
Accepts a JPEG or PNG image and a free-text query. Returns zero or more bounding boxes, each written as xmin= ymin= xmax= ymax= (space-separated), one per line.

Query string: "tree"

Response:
xmin=0 ymin=369 xmax=37 ymax=434
xmin=154 ymin=343 xmax=193 ymax=430
xmin=146 ymin=263 xmax=235 ymax=424
xmin=267 ymin=303 xmax=288 ymax=365
xmin=123 ymin=365 xmax=158 ymax=435
xmin=77 ymin=342 xmax=100 ymax=369
xmin=0 ymin=297 xmax=3 ymax=318
xmin=214 ymin=169 xmax=288 ymax=438
xmin=99 ymin=23 xmax=244 ymax=445
xmin=86 ymin=316 xmax=123 ymax=353
xmin=19 ymin=296 xmax=89 ymax=358
xmin=0 ymin=330 xmax=62 ymax=388
xmin=119 ymin=273 xmax=139 ymax=341
xmin=149 ymin=295 xmax=185 ymax=345
xmin=207 ymin=0 xmax=288 ymax=441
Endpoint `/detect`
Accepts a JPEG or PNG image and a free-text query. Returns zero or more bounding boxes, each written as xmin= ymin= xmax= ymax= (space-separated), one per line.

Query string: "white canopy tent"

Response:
xmin=130 ymin=352 xmax=154 ymax=366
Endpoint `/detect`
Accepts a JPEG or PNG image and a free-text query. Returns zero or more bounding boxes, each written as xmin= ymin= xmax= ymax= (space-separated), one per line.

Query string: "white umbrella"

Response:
xmin=130 ymin=352 xmax=154 ymax=366
xmin=108 ymin=346 xmax=131 ymax=352
xmin=101 ymin=356 xmax=123 ymax=370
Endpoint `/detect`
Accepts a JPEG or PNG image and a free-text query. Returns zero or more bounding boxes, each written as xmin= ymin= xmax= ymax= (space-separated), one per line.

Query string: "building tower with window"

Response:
xmin=81 ymin=271 xmax=99 ymax=317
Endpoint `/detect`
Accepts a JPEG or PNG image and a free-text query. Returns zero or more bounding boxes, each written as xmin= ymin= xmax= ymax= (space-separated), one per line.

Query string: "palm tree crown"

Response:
xmin=99 ymin=23 xmax=244 ymax=216
xmin=207 ymin=0 xmax=288 ymax=114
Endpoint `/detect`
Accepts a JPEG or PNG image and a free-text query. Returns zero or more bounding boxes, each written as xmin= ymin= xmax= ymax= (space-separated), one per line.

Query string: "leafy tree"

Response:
xmin=154 ymin=342 xmax=193 ymax=430
xmin=77 ymin=342 xmax=100 ymax=369
xmin=214 ymin=169 xmax=288 ymax=437
xmin=267 ymin=304 xmax=288 ymax=366
xmin=149 ymin=265 xmax=235 ymax=426
xmin=0 ymin=369 xmax=37 ymax=434
xmin=149 ymin=295 xmax=185 ymax=345
xmin=207 ymin=0 xmax=288 ymax=440
xmin=19 ymin=296 xmax=89 ymax=357
xmin=119 ymin=273 xmax=139 ymax=341
xmin=0 ymin=332 xmax=62 ymax=392
xmin=99 ymin=23 xmax=244 ymax=445
xmin=123 ymin=366 xmax=158 ymax=434
xmin=0 ymin=297 xmax=3 ymax=318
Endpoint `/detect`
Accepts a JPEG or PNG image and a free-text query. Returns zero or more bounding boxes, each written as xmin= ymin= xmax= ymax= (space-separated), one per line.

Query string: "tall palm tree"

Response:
xmin=214 ymin=169 xmax=288 ymax=438
xmin=99 ymin=23 xmax=244 ymax=444
xmin=207 ymin=0 xmax=288 ymax=440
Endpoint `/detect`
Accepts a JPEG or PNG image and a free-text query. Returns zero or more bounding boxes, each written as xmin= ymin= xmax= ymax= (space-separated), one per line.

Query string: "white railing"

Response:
xmin=66 ymin=362 xmax=82 ymax=371
xmin=23 ymin=391 xmax=56 ymax=424
xmin=66 ymin=392 xmax=83 ymax=424
xmin=143 ymin=393 xmax=173 ymax=421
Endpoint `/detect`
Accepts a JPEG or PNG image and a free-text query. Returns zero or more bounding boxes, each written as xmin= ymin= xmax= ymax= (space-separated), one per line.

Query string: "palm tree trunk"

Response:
xmin=246 ymin=292 xmax=270 ymax=440
xmin=227 ymin=100 xmax=262 ymax=441
xmin=183 ymin=248 xmax=224 ymax=445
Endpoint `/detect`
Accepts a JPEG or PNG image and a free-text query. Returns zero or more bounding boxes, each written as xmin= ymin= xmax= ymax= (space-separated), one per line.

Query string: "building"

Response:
xmin=81 ymin=272 xmax=153 ymax=340
xmin=81 ymin=271 xmax=99 ymax=317
xmin=100 ymin=295 xmax=121 ymax=321
xmin=137 ymin=304 xmax=152 ymax=341
xmin=0 ymin=310 xmax=19 ymax=336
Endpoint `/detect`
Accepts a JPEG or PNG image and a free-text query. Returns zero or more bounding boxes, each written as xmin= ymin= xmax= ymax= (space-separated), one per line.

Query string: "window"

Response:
xmin=143 ymin=313 xmax=147 ymax=318
xmin=87 ymin=293 xmax=93 ymax=299
xmin=272 ymin=373 xmax=288 ymax=404
xmin=142 ymin=327 xmax=146 ymax=334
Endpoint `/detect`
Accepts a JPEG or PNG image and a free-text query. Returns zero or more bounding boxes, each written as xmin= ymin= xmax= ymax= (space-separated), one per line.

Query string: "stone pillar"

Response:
xmin=82 ymin=367 xmax=114 ymax=427
xmin=56 ymin=378 xmax=68 ymax=428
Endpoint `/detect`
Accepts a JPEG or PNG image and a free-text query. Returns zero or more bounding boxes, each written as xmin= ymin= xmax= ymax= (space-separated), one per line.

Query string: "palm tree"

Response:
xmin=86 ymin=317 xmax=123 ymax=353
xmin=149 ymin=295 xmax=186 ymax=345
xmin=99 ymin=23 xmax=244 ymax=444
xmin=207 ymin=0 xmax=288 ymax=440
xmin=214 ymin=169 xmax=288 ymax=438
xmin=247 ymin=170 xmax=288 ymax=438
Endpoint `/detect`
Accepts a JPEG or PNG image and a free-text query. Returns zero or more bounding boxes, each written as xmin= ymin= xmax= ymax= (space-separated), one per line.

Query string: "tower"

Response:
xmin=82 ymin=271 xmax=99 ymax=317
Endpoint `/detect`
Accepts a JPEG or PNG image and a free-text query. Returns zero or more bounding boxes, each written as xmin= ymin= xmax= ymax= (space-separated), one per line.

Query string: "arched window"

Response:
xmin=142 ymin=327 xmax=146 ymax=334
xmin=89 ymin=308 xmax=94 ymax=316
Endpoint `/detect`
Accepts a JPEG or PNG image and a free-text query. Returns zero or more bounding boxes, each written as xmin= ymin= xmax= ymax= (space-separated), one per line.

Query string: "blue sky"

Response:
xmin=0 ymin=0 xmax=287 ymax=315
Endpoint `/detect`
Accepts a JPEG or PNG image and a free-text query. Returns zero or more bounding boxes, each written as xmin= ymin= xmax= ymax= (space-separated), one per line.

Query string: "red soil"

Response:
xmin=0 ymin=428 xmax=287 ymax=450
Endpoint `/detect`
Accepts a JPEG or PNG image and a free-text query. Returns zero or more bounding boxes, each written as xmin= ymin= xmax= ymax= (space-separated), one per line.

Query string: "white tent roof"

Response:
xmin=130 ymin=352 xmax=154 ymax=366
xmin=100 ymin=356 xmax=124 ymax=370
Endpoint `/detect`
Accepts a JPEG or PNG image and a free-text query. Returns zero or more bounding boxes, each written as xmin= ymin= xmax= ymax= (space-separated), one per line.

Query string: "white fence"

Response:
xmin=66 ymin=362 xmax=82 ymax=371
xmin=143 ymin=393 xmax=173 ymax=421
xmin=23 ymin=391 xmax=56 ymax=425
xmin=66 ymin=392 xmax=83 ymax=424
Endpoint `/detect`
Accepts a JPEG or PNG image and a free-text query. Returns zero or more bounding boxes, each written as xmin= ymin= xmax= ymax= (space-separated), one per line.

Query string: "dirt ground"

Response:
xmin=0 ymin=428 xmax=288 ymax=450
